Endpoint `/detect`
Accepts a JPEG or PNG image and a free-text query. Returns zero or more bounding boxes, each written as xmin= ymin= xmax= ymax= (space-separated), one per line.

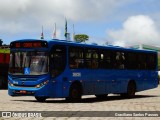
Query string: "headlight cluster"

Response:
xmin=8 ymin=80 xmax=14 ymax=86
xmin=35 ymin=80 xmax=49 ymax=88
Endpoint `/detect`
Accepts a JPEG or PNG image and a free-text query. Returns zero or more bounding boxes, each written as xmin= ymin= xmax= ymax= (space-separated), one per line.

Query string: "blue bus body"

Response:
xmin=8 ymin=39 xmax=158 ymax=101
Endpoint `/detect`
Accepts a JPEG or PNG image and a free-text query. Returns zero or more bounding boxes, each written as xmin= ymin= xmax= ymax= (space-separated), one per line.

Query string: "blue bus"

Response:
xmin=8 ymin=39 xmax=158 ymax=102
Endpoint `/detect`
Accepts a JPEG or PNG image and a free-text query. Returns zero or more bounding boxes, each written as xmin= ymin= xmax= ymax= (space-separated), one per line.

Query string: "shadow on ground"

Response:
xmin=12 ymin=95 xmax=158 ymax=103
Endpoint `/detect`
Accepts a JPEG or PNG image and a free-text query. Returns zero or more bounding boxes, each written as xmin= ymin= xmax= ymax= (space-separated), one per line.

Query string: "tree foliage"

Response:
xmin=0 ymin=39 xmax=3 ymax=46
xmin=74 ymin=34 xmax=89 ymax=42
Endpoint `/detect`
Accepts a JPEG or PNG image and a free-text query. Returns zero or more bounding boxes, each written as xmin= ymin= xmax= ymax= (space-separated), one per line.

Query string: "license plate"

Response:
xmin=19 ymin=90 xmax=27 ymax=94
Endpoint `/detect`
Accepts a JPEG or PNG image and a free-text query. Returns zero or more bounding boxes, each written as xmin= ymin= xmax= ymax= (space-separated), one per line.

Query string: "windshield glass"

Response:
xmin=9 ymin=51 xmax=48 ymax=75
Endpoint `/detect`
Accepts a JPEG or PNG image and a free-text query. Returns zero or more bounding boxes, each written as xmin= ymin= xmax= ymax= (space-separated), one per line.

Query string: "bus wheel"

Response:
xmin=95 ymin=94 xmax=108 ymax=99
xmin=66 ymin=84 xmax=82 ymax=102
xmin=35 ymin=97 xmax=47 ymax=102
xmin=121 ymin=81 xmax=136 ymax=98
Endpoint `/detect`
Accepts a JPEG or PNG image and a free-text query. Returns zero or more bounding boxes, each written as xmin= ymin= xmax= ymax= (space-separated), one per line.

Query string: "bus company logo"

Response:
xmin=2 ymin=112 xmax=11 ymax=118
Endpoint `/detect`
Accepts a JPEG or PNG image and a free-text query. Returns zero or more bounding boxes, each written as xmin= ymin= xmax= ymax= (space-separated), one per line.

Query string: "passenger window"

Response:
xmin=99 ymin=50 xmax=112 ymax=69
xmin=85 ymin=49 xmax=99 ymax=69
xmin=115 ymin=52 xmax=125 ymax=69
xmin=126 ymin=52 xmax=138 ymax=69
xmin=92 ymin=50 xmax=99 ymax=69
xmin=147 ymin=54 xmax=157 ymax=70
xmin=69 ymin=47 xmax=84 ymax=69
xmin=138 ymin=54 xmax=146 ymax=69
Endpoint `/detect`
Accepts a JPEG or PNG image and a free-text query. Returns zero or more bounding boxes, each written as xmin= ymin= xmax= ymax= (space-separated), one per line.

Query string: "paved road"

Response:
xmin=0 ymin=86 xmax=160 ymax=120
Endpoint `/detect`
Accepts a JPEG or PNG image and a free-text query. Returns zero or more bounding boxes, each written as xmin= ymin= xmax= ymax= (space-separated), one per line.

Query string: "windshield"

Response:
xmin=9 ymin=51 xmax=49 ymax=75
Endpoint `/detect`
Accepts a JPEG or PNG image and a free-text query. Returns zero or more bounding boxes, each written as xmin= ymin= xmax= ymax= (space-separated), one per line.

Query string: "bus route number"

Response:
xmin=73 ymin=72 xmax=81 ymax=77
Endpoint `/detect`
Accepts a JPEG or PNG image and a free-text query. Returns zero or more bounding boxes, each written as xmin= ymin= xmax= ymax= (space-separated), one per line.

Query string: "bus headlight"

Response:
xmin=8 ymin=80 xmax=14 ymax=87
xmin=35 ymin=80 xmax=49 ymax=88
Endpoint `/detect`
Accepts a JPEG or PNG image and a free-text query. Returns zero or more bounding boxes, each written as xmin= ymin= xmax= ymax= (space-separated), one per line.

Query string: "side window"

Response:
xmin=99 ymin=50 xmax=112 ymax=69
xmin=85 ymin=49 xmax=92 ymax=68
xmin=50 ymin=45 xmax=66 ymax=77
xmin=115 ymin=51 xmax=125 ymax=69
xmin=138 ymin=54 xmax=146 ymax=69
xmin=92 ymin=50 xmax=99 ymax=69
xmin=85 ymin=49 xmax=99 ymax=69
xmin=69 ymin=47 xmax=84 ymax=69
xmin=126 ymin=52 xmax=138 ymax=69
xmin=147 ymin=54 xmax=157 ymax=70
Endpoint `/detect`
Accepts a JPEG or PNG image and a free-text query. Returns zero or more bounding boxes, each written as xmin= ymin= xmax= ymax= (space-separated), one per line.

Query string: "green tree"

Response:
xmin=0 ymin=39 xmax=3 ymax=46
xmin=74 ymin=34 xmax=89 ymax=42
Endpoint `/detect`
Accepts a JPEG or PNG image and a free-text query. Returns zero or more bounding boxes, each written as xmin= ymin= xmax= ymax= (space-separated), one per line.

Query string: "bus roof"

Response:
xmin=11 ymin=39 xmax=157 ymax=54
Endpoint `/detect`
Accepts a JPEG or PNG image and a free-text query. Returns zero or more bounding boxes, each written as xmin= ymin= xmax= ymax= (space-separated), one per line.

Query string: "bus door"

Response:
xmin=50 ymin=45 xmax=67 ymax=97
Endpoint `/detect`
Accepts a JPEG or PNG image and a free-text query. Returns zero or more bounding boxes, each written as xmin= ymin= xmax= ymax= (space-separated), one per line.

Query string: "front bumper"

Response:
xmin=8 ymin=83 xmax=50 ymax=97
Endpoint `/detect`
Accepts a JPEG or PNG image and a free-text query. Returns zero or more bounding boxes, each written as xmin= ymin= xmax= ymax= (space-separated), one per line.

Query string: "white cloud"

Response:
xmin=3 ymin=0 xmax=159 ymax=45
xmin=0 ymin=0 xmax=129 ymax=34
xmin=107 ymin=15 xmax=160 ymax=47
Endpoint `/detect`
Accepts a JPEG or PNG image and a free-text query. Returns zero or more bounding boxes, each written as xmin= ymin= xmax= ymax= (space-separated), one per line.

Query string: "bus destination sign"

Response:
xmin=10 ymin=41 xmax=48 ymax=48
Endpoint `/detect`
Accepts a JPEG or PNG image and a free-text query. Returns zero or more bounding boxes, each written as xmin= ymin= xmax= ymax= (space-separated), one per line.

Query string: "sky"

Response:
xmin=0 ymin=0 xmax=160 ymax=47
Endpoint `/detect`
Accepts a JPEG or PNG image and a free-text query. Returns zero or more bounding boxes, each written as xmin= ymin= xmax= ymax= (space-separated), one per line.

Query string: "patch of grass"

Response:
xmin=0 ymin=49 xmax=10 ymax=53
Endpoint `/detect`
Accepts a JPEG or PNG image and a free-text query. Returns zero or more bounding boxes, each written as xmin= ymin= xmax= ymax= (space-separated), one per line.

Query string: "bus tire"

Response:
xmin=95 ymin=94 xmax=108 ymax=99
xmin=35 ymin=97 xmax=47 ymax=102
xmin=66 ymin=83 xmax=82 ymax=102
xmin=121 ymin=81 xmax=136 ymax=98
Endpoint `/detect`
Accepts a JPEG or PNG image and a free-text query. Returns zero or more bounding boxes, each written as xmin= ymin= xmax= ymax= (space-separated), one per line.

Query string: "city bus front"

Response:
xmin=8 ymin=40 xmax=52 ymax=101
